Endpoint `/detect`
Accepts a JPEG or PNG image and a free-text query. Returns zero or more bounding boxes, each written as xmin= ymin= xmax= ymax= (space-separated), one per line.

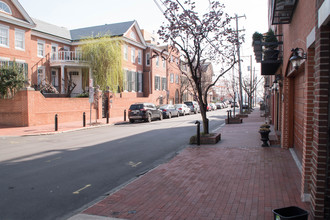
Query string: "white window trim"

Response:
xmin=0 ymin=56 xmax=10 ymax=61
xmin=146 ymin=53 xmax=150 ymax=66
xmin=0 ymin=1 xmax=12 ymax=14
xmin=0 ymin=24 xmax=9 ymax=48
xmin=138 ymin=50 xmax=142 ymax=65
xmin=155 ymin=75 xmax=160 ymax=91
xmin=131 ymin=47 xmax=135 ymax=63
xmin=51 ymin=43 xmax=58 ymax=60
xmin=15 ymin=28 xmax=25 ymax=51
xmin=15 ymin=59 xmax=25 ymax=63
xmin=170 ymin=73 xmax=174 ymax=83
xmin=37 ymin=40 xmax=45 ymax=58
xmin=138 ymin=71 xmax=143 ymax=93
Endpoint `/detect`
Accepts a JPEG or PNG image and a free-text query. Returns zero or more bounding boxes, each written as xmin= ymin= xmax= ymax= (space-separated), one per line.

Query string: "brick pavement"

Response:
xmin=75 ymin=109 xmax=309 ymax=220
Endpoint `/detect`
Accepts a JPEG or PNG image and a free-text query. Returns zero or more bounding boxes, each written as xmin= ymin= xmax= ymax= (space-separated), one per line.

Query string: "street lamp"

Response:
xmin=290 ymin=48 xmax=306 ymax=70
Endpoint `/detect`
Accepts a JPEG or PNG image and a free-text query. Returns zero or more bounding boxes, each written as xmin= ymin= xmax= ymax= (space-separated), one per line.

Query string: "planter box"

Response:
xmin=190 ymin=132 xmax=221 ymax=145
xmin=236 ymin=114 xmax=248 ymax=118
xmin=225 ymin=118 xmax=243 ymax=124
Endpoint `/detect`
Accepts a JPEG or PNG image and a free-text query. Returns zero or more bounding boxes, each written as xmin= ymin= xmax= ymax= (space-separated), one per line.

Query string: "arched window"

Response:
xmin=0 ymin=1 xmax=12 ymax=14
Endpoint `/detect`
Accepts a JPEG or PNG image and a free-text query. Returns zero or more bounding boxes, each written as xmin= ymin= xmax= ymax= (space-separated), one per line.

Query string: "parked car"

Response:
xmin=210 ymin=103 xmax=217 ymax=110
xmin=174 ymin=104 xmax=191 ymax=116
xmin=242 ymin=103 xmax=249 ymax=109
xmin=184 ymin=101 xmax=200 ymax=114
xmin=207 ymin=103 xmax=212 ymax=111
xmin=159 ymin=104 xmax=179 ymax=119
xmin=128 ymin=103 xmax=163 ymax=123
xmin=215 ymin=103 xmax=223 ymax=109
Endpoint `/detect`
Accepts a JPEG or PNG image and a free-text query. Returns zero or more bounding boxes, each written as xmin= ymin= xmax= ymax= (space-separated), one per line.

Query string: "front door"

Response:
xmin=51 ymin=69 xmax=59 ymax=91
xmin=69 ymin=70 xmax=82 ymax=96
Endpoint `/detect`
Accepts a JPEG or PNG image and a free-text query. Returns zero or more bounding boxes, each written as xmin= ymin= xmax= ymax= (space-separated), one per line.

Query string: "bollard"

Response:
xmin=124 ymin=109 xmax=126 ymax=121
xmin=55 ymin=114 xmax=58 ymax=131
xmin=229 ymin=110 xmax=232 ymax=118
xmin=195 ymin=120 xmax=201 ymax=146
xmin=227 ymin=110 xmax=230 ymax=122
xmin=83 ymin=112 xmax=86 ymax=127
xmin=106 ymin=111 xmax=109 ymax=124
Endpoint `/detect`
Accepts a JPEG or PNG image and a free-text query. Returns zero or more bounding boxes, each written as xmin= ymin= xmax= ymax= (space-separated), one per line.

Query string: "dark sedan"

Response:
xmin=159 ymin=104 xmax=180 ymax=119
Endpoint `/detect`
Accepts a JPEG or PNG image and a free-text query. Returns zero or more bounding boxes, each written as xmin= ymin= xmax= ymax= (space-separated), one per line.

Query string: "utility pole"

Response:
xmin=235 ymin=14 xmax=246 ymax=114
xmin=250 ymin=55 xmax=252 ymax=109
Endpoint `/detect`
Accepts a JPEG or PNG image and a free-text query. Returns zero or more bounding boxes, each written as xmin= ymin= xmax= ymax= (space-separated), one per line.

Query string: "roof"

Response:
xmin=32 ymin=18 xmax=71 ymax=40
xmin=70 ymin=20 xmax=135 ymax=41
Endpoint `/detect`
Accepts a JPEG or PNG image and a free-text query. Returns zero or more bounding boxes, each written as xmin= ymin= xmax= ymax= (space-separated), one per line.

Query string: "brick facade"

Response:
xmin=266 ymin=0 xmax=330 ymax=219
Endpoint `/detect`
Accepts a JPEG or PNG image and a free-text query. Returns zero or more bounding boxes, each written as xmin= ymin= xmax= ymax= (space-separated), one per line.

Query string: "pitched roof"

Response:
xmin=70 ymin=20 xmax=135 ymax=41
xmin=32 ymin=18 xmax=71 ymax=40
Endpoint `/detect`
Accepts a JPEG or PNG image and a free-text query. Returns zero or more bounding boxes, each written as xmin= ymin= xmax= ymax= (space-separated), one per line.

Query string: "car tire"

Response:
xmin=168 ymin=113 xmax=171 ymax=119
xmin=129 ymin=119 xmax=134 ymax=123
xmin=146 ymin=114 xmax=151 ymax=123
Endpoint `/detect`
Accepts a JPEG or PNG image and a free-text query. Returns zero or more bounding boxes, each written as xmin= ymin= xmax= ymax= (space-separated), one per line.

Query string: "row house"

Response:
xmin=255 ymin=0 xmax=330 ymax=219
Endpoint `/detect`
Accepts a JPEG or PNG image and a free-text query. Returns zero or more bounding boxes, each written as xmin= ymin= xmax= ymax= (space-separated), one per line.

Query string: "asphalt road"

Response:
xmin=0 ymin=108 xmax=230 ymax=220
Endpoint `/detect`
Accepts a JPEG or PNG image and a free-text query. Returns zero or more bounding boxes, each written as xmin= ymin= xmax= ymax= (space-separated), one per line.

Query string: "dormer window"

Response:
xmin=0 ymin=1 xmax=12 ymax=15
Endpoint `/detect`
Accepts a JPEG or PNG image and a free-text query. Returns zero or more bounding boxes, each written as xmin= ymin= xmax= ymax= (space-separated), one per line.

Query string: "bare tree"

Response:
xmin=158 ymin=0 xmax=239 ymax=134
xmin=242 ymin=76 xmax=262 ymax=110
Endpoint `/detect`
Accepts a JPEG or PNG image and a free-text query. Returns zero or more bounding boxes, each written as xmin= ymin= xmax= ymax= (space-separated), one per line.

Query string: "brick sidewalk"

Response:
xmin=72 ymin=109 xmax=309 ymax=220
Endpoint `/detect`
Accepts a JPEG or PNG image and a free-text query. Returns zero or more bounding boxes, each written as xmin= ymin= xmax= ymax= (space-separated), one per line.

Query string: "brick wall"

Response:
xmin=300 ymin=48 xmax=315 ymax=202
xmin=0 ymin=89 xmax=101 ymax=127
xmin=310 ymin=24 xmax=330 ymax=220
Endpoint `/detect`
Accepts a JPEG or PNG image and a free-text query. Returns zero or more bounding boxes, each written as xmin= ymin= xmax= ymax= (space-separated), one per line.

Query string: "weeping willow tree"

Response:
xmin=81 ymin=35 xmax=123 ymax=92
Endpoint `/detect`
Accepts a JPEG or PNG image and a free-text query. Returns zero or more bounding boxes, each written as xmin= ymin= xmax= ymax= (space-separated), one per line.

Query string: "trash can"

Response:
xmin=272 ymin=206 xmax=308 ymax=220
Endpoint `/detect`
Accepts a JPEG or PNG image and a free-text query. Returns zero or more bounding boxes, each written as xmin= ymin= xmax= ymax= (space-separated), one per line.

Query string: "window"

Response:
xmin=131 ymin=47 xmax=135 ymax=63
xmin=124 ymin=45 xmax=128 ymax=60
xmin=125 ymin=70 xmax=138 ymax=92
xmin=138 ymin=50 xmax=142 ymax=65
xmin=0 ymin=1 xmax=11 ymax=14
xmin=154 ymin=76 xmax=160 ymax=90
xmin=130 ymin=32 xmax=136 ymax=40
xmin=170 ymin=73 xmax=174 ymax=83
xmin=0 ymin=24 xmax=9 ymax=48
xmin=156 ymin=56 xmax=159 ymax=66
xmin=175 ymin=74 xmax=179 ymax=84
xmin=14 ymin=29 xmax=25 ymax=50
xmin=146 ymin=53 xmax=150 ymax=66
xmin=161 ymin=77 xmax=167 ymax=91
xmin=138 ymin=72 xmax=143 ymax=92
xmin=162 ymin=58 xmax=166 ymax=69
xmin=37 ymin=40 xmax=45 ymax=57
xmin=51 ymin=44 xmax=58 ymax=60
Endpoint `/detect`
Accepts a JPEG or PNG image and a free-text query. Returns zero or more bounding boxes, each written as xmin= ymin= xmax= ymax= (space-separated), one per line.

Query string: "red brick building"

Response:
xmin=0 ymin=0 xmax=188 ymax=126
xmin=258 ymin=0 xmax=330 ymax=219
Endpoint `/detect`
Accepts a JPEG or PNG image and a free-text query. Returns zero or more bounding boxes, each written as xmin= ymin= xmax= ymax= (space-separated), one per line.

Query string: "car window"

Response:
xmin=130 ymin=104 xmax=143 ymax=110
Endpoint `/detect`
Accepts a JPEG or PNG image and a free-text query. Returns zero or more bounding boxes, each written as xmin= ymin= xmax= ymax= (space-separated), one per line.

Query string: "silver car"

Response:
xmin=174 ymin=104 xmax=191 ymax=116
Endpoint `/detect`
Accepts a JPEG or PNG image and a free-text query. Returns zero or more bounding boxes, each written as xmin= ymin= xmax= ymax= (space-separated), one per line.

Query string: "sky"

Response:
xmin=18 ymin=0 xmax=269 ymax=78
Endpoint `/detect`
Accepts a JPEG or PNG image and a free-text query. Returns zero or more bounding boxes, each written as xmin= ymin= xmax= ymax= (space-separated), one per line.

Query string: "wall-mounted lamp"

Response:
xmin=290 ymin=48 xmax=307 ymax=70
xmin=272 ymin=74 xmax=283 ymax=91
